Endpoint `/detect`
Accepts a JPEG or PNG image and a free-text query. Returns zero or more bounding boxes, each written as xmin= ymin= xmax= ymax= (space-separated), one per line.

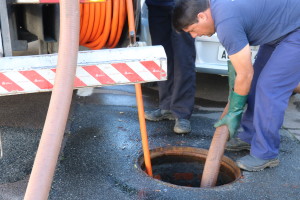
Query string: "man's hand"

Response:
xmin=214 ymin=91 xmax=247 ymax=139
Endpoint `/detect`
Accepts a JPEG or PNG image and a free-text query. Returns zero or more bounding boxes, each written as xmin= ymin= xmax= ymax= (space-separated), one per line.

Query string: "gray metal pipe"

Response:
xmin=24 ymin=0 xmax=80 ymax=199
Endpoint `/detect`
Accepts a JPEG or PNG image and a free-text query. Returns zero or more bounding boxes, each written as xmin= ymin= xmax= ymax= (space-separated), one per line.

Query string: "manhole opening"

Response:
xmin=138 ymin=147 xmax=241 ymax=188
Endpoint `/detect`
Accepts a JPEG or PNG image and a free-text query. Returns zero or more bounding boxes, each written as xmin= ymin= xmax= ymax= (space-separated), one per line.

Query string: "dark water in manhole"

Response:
xmin=138 ymin=147 xmax=241 ymax=188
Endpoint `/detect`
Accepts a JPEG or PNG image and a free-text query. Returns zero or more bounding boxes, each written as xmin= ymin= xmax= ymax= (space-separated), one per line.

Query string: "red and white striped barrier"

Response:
xmin=0 ymin=46 xmax=167 ymax=96
xmin=14 ymin=0 xmax=106 ymax=3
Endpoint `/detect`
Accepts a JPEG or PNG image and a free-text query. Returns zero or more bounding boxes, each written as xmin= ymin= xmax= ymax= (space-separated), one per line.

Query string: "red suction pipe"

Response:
xmin=24 ymin=0 xmax=80 ymax=199
xmin=200 ymin=104 xmax=230 ymax=187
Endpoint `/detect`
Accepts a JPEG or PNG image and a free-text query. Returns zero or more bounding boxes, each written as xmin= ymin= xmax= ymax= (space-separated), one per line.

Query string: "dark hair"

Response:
xmin=172 ymin=0 xmax=210 ymax=31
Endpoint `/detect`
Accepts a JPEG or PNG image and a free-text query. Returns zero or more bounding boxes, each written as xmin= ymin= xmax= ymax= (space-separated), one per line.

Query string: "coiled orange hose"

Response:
xmin=79 ymin=0 xmax=126 ymax=49
xmin=80 ymin=0 xmax=154 ymax=177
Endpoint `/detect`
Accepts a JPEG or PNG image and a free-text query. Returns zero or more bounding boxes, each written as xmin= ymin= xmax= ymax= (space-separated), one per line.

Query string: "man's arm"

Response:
xmin=229 ymin=44 xmax=254 ymax=95
xmin=214 ymin=44 xmax=253 ymax=139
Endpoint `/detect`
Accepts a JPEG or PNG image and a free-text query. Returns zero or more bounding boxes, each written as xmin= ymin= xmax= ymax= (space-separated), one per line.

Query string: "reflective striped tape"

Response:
xmin=0 ymin=61 xmax=165 ymax=95
xmin=0 ymin=46 xmax=167 ymax=96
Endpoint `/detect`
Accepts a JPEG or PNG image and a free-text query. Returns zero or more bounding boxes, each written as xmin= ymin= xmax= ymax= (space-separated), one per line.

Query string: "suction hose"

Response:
xmin=24 ymin=0 xmax=80 ymax=199
xmin=200 ymin=104 xmax=229 ymax=187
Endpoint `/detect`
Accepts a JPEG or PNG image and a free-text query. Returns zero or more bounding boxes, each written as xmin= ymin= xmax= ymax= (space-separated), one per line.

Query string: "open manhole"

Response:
xmin=137 ymin=146 xmax=241 ymax=188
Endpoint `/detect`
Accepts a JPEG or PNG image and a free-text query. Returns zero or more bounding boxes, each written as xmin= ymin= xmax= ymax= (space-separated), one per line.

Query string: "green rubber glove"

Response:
xmin=227 ymin=60 xmax=236 ymax=96
xmin=214 ymin=91 xmax=248 ymax=139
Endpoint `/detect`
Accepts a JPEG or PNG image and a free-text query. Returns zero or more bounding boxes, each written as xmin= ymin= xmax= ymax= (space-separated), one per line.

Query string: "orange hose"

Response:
xmin=89 ymin=0 xmax=112 ymax=49
xmin=126 ymin=0 xmax=135 ymax=37
xmin=81 ymin=3 xmax=95 ymax=44
xmin=126 ymin=0 xmax=153 ymax=177
xmin=79 ymin=0 xmax=126 ymax=49
xmin=89 ymin=3 xmax=105 ymax=42
xmin=109 ymin=0 xmax=126 ymax=48
xmin=90 ymin=3 xmax=101 ymax=41
xmin=79 ymin=4 xmax=90 ymax=44
xmin=80 ymin=0 xmax=153 ymax=177
xmin=107 ymin=0 xmax=120 ymax=46
xmin=135 ymin=84 xmax=153 ymax=177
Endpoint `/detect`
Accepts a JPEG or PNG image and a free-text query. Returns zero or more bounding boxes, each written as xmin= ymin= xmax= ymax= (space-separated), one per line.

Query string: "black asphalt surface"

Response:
xmin=0 ymin=74 xmax=299 ymax=200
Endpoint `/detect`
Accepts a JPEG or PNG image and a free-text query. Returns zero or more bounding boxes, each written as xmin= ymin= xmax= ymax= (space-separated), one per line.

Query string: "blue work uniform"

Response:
xmin=145 ymin=0 xmax=196 ymax=119
xmin=211 ymin=0 xmax=300 ymax=159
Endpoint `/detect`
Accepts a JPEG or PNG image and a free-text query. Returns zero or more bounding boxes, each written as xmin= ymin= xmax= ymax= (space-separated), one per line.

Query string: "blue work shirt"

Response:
xmin=145 ymin=0 xmax=174 ymax=7
xmin=211 ymin=0 xmax=300 ymax=55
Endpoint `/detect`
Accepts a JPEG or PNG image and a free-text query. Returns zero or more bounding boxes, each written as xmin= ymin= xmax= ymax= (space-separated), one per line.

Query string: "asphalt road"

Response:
xmin=0 ymin=73 xmax=299 ymax=200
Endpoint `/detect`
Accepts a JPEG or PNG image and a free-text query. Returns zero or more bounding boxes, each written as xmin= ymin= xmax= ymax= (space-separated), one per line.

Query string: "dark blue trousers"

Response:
xmin=239 ymin=29 xmax=300 ymax=159
xmin=147 ymin=5 xmax=196 ymax=119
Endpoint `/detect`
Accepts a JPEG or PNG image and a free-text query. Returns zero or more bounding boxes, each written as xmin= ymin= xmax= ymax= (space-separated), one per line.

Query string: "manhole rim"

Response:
xmin=136 ymin=146 xmax=242 ymax=189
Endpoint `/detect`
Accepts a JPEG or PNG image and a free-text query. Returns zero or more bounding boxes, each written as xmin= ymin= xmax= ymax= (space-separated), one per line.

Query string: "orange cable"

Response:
xmin=109 ymin=0 xmax=126 ymax=48
xmin=90 ymin=3 xmax=101 ymax=41
xmin=79 ymin=4 xmax=90 ymax=45
xmin=79 ymin=0 xmax=126 ymax=50
xmin=107 ymin=0 xmax=120 ymax=47
xmin=88 ymin=3 xmax=105 ymax=42
xmin=126 ymin=0 xmax=135 ymax=35
xmin=79 ymin=0 xmax=153 ymax=177
xmin=125 ymin=0 xmax=153 ymax=177
xmin=85 ymin=0 xmax=112 ymax=49
xmin=98 ymin=3 xmax=107 ymax=40
xmin=81 ymin=3 xmax=95 ymax=45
